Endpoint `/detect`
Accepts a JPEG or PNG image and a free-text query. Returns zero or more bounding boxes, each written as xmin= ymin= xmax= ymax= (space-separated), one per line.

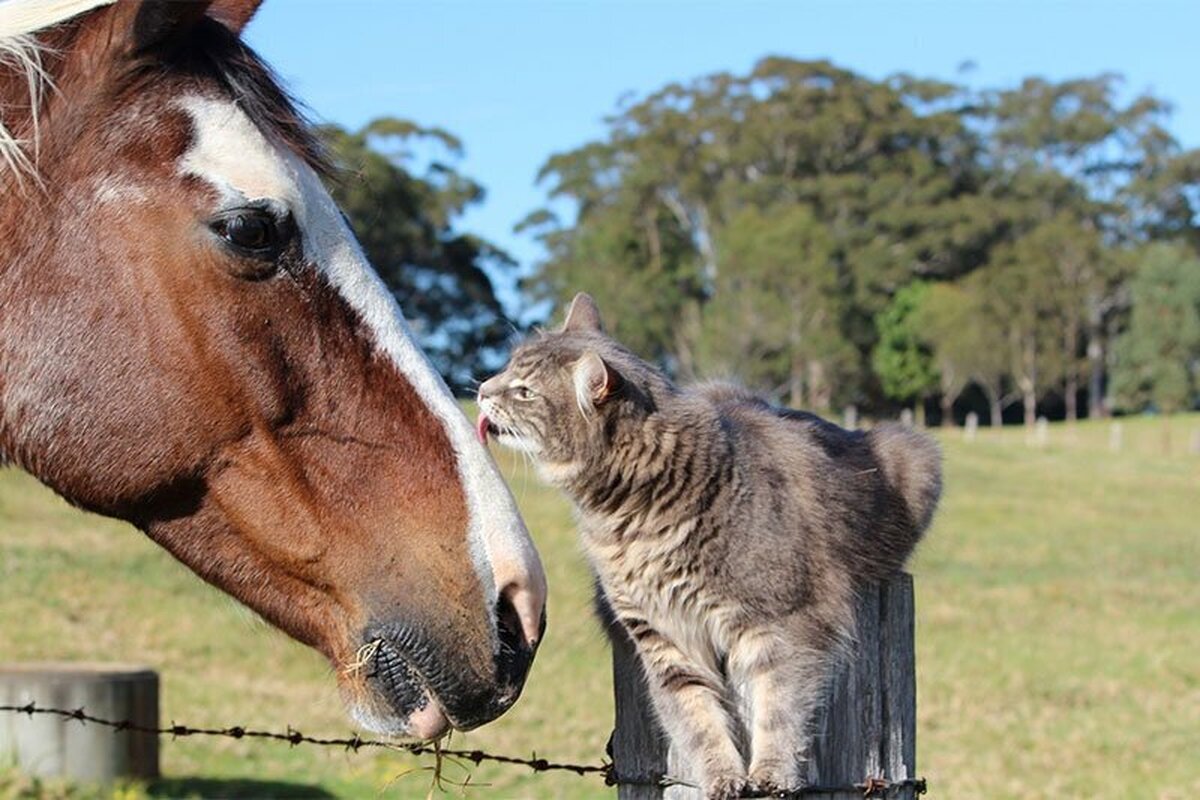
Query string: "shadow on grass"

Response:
xmin=148 ymin=777 xmax=336 ymax=799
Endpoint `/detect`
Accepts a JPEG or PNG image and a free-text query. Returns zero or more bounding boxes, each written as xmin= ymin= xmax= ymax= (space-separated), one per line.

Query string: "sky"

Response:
xmin=245 ymin=0 xmax=1199 ymax=300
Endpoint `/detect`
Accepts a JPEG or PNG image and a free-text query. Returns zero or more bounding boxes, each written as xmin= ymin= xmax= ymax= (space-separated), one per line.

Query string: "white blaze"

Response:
xmin=178 ymin=95 xmax=545 ymax=640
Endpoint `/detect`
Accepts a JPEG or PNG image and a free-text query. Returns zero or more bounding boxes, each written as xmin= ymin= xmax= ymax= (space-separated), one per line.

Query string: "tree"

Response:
xmin=975 ymin=76 xmax=1185 ymax=418
xmin=1112 ymin=243 xmax=1200 ymax=417
xmin=520 ymin=60 xmax=1198 ymax=424
xmin=321 ymin=119 xmax=516 ymax=390
xmin=700 ymin=205 xmax=852 ymax=410
xmin=915 ymin=282 xmax=980 ymax=426
xmin=525 ymin=58 xmax=987 ymax=403
xmin=975 ymin=230 xmax=1065 ymax=428
xmin=873 ymin=282 xmax=938 ymax=423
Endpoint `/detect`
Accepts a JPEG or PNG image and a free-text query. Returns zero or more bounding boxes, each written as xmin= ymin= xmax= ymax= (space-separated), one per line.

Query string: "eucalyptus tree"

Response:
xmin=974 ymin=75 xmax=1190 ymax=418
xmin=1112 ymin=242 xmax=1200 ymax=418
xmin=526 ymin=58 xmax=986 ymax=405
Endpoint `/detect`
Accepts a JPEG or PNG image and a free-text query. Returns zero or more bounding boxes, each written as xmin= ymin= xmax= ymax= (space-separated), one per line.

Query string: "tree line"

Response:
xmin=322 ymin=57 xmax=1200 ymax=424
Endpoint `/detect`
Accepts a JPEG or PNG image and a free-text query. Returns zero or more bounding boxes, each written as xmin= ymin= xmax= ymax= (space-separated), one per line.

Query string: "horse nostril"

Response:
xmin=497 ymin=580 xmax=545 ymax=652
xmin=496 ymin=592 xmax=524 ymax=651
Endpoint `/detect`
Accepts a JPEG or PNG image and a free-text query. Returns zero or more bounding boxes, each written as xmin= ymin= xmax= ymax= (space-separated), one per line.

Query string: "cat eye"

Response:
xmin=514 ymin=386 xmax=537 ymax=400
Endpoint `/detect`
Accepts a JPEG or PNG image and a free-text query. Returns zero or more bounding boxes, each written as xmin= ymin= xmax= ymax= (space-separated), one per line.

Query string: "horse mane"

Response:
xmin=0 ymin=0 xmax=328 ymax=187
xmin=1 ymin=1 xmax=116 ymax=184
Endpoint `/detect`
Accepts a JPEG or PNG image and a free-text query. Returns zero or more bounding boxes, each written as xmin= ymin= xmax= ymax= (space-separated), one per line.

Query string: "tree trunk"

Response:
xmin=1086 ymin=319 xmax=1106 ymax=419
xmin=788 ymin=354 xmax=806 ymax=410
xmin=1020 ymin=333 xmax=1038 ymax=429
xmin=915 ymin=400 xmax=926 ymax=428
xmin=939 ymin=392 xmax=954 ymax=428
xmin=644 ymin=208 xmax=663 ymax=272
xmin=1065 ymin=320 xmax=1079 ymax=424
xmin=808 ymin=360 xmax=831 ymax=414
xmin=979 ymin=382 xmax=1004 ymax=427
xmin=673 ymin=300 xmax=701 ymax=381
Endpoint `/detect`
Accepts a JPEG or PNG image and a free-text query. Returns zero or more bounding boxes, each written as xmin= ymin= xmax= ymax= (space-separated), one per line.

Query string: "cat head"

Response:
xmin=476 ymin=293 xmax=658 ymax=477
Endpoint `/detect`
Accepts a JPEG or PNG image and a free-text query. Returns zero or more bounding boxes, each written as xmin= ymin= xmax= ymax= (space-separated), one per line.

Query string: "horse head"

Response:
xmin=0 ymin=0 xmax=545 ymax=739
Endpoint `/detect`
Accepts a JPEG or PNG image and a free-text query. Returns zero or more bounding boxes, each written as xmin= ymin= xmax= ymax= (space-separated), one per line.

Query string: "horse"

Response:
xmin=0 ymin=0 xmax=545 ymax=741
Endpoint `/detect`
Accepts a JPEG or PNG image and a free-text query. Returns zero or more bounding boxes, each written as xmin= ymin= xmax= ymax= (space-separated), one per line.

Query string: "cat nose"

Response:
xmin=477 ymin=375 xmax=502 ymax=401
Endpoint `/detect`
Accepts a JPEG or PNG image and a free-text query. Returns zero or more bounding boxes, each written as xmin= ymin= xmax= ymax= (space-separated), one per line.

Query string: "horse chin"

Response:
xmin=344 ymin=677 xmax=451 ymax=741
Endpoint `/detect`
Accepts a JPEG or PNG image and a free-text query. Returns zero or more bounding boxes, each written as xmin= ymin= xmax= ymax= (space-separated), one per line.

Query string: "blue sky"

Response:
xmin=246 ymin=0 xmax=1199 ymax=298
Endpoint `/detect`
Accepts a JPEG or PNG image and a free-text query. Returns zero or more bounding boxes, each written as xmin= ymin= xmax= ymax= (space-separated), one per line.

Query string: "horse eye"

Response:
xmin=210 ymin=209 xmax=290 ymax=259
xmin=227 ymin=214 xmax=271 ymax=249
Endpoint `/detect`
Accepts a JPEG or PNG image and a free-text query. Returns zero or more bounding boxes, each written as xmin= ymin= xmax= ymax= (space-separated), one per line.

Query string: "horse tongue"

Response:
xmin=476 ymin=413 xmax=490 ymax=444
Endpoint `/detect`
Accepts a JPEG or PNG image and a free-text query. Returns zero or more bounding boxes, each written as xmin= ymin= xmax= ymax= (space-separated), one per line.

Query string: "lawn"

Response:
xmin=1 ymin=413 xmax=1197 ymax=799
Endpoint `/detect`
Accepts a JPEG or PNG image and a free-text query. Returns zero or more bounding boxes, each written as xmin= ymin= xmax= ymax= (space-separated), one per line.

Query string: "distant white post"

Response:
xmin=963 ymin=412 xmax=979 ymax=442
xmin=0 ymin=664 xmax=159 ymax=782
xmin=1109 ymin=422 xmax=1124 ymax=453
xmin=1034 ymin=416 xmax=1049 ymax=448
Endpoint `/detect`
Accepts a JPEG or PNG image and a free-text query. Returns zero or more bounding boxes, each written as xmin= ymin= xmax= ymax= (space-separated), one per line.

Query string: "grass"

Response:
xmin=2 ymin=412 xmax=1198 ymax=799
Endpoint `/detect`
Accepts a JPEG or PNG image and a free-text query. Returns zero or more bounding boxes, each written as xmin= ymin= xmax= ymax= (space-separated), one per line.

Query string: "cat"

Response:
xmin=476 ymin=293 xmax=941 ymax=799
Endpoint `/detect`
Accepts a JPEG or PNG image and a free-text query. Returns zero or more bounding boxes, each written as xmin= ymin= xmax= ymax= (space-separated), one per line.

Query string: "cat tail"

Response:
xmin=866 ymin=423 xmax=943 ymax=536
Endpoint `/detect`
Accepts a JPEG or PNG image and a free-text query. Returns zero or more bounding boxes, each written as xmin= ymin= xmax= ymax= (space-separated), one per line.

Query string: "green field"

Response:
xmin=2 ymin=414 xmax=1198 ymax=799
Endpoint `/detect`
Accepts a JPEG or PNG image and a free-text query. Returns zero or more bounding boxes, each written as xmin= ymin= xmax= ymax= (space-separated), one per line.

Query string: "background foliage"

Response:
xmin=320 ymin=119 xmax=517 ymax=391
xmin=328 ymin=60 xmax=1199 ymax=423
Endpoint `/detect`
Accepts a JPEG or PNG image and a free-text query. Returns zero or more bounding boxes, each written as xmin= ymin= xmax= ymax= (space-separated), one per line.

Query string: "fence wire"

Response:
xmin=0 ymin=703 xmax=926 ymax=797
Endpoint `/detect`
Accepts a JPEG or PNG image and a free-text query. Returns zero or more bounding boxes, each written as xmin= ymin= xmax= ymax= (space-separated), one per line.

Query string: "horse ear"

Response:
xmin=574 ymin=351 xmax=620 ymax=410
xmin=104 ymin=1 xmax=212 ymax=55
xmin=207 ymin=0 xmax=266 ymax=33
xmin=562 ymin=293 xmax=604 ymax=333
xmin=105 ymin=1 xmax=262 ymax=58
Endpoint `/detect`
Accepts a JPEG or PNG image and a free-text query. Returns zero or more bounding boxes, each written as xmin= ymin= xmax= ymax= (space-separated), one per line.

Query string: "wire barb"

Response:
xmin=0 ymin=703 xmax=927 ymax=796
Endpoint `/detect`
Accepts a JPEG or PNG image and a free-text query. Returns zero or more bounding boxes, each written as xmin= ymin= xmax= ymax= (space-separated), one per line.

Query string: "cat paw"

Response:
xmin=703 ymin=771 xmax=749 ymax=800
xmin=747 ymin=760 xmax=803 ymax=797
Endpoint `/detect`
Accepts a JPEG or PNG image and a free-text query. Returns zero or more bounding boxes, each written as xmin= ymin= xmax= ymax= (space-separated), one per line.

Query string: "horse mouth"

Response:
xmin=365 ymin=638 xmax=452 ymax=739
xmin=360 ymin=618 xmax=535 ymax=736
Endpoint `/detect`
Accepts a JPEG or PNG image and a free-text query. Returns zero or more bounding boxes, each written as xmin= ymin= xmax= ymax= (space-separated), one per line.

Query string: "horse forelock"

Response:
xmin=0 ymin=0 xmax=115 ymax=183
xmin=0 ymin=0 xmax=328 ymax=187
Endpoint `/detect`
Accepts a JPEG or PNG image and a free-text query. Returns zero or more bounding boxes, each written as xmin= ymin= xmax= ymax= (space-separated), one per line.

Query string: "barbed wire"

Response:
xmin=0 ymin=703 xmax=926 ymax=797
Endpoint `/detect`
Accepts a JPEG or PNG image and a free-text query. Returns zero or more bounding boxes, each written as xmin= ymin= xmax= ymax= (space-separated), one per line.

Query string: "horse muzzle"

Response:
xmin=360 ymin=602 xmax=544 ymax=737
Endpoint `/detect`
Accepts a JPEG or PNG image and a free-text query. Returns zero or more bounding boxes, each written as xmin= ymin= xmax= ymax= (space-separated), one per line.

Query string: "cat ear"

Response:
xmin=562 ymin=293 xmax=604 ymax=333
xmin=574 ymin=351 xmax=619 ymax=411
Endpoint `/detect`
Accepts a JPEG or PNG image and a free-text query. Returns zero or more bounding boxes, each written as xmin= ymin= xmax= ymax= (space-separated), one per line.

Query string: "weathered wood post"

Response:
xmin=610 ymin=574 xmax=917 ymax=799
xmin=0 ymin=664 xmax=159 ymax=782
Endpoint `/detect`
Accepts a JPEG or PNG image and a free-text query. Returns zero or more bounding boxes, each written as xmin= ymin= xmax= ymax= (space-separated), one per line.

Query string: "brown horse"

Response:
xmin=0 ymin=0 xmax=545 ymax=740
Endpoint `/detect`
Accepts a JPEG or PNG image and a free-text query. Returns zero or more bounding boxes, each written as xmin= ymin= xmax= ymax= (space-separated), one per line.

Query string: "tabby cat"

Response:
xmin=477 ymin=293 xmax=941 ymax=799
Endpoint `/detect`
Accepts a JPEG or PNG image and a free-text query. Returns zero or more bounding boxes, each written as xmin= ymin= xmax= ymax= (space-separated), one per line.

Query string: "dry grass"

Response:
xmin=2 ymin=411 xmax=1198 ymax=799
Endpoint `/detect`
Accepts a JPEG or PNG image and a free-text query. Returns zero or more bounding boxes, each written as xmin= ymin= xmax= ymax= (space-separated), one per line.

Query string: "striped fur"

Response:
xmin=479 ymin=294 xmax=942 ymax=799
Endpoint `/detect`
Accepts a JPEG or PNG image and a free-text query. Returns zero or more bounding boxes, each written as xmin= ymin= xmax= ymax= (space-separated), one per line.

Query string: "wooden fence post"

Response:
xmin=611 ymin=574 xmax=917 ymax=799
xmin=0 ymin=663 xmax=159 ymax=782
